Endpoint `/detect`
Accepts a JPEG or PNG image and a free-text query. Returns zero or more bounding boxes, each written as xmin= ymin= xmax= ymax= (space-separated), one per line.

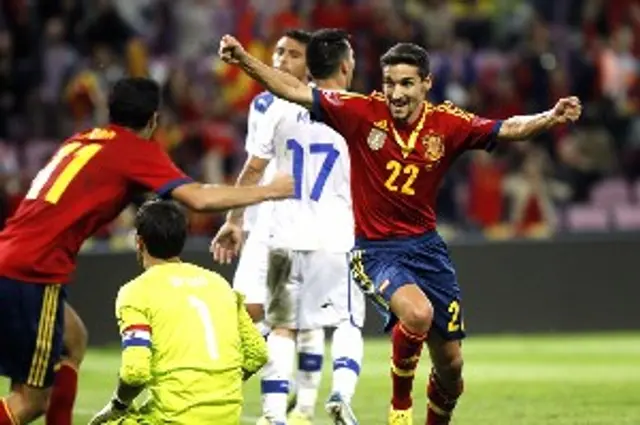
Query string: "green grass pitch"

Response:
xmin=5 ymin=333 xmax=640 ymax=424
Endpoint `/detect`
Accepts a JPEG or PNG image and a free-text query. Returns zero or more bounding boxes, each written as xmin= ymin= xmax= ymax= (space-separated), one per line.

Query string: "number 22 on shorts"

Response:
xmin=26 ymin=142 xmax=103 ymax=204
xmin=447 ymin=300 xmax=464 ymax=332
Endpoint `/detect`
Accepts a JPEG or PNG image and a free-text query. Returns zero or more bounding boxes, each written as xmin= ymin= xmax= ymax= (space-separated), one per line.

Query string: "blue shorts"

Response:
xmin=0 ymin=277 xmax=65 ymax=388
xmin=349 ymin=231 xmax=465 ymax=340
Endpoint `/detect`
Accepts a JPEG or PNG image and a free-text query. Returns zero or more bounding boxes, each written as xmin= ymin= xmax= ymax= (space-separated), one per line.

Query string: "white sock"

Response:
xmin=256 ymin=320 xmax=271 ymax=338
xmin=261 ymin=333 xmax=295 ymax=421
xmin=294 ymin=328 xmax=325 ymax=417
xmin=331 ymin=322 xmax=363 ymax=403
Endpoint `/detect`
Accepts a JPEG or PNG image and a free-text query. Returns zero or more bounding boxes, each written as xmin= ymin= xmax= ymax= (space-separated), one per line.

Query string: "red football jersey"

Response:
xmin=311 ymin=89 xmax=502 ymax=240
xmin=0 ymin=125 xmax=192 ymax=284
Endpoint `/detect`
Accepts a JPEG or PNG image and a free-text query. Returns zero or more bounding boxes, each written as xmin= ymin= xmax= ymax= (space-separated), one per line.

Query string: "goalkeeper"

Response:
xmin=89 ymin=200 xmax=268 ymax=425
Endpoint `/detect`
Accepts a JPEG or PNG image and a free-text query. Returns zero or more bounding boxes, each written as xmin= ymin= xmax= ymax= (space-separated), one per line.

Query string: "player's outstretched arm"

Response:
xmin=497 ymin=96 xmax=582 ymax=141
xmin=219 ymin=34 xmax=313 ymax=109
xmin=172 ymin=171 xmax=293 ymax=212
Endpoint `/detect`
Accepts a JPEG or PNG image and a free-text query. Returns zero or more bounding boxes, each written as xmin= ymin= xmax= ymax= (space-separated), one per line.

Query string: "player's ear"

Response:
xmin=135 ymin=234 xmax=144 ymax=252
xmin=148 ymin=112 xmax=159 ymax=134
xmin=422 ymin=73 xmax=432 ymax=93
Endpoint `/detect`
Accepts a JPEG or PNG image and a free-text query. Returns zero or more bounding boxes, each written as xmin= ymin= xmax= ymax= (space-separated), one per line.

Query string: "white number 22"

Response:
xmin=188 ymin=296 xmax=219 ymax=360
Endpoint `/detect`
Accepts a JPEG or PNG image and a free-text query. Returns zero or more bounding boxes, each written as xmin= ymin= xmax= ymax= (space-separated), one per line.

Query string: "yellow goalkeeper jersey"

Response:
xmin=115 ymin=261 xmax=267 ymax=424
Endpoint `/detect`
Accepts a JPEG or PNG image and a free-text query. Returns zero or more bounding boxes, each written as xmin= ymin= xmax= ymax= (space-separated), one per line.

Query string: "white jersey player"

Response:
xmin=212 ymin=31 xmax=365 ymax=425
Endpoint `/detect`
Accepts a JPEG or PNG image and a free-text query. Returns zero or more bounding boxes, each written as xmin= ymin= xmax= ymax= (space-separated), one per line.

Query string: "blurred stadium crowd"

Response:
xmin=0 ymin=0 xmax=639 ymax=246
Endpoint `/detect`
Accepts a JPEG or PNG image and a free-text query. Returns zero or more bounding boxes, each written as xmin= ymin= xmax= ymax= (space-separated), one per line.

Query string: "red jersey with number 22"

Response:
xmin=0 ymin=125 xmax=192 ymax=284
xmin=311 ymin=89 xmax=503 ymax=240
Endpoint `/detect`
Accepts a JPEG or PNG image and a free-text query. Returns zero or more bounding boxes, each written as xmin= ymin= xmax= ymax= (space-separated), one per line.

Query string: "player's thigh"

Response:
xmin=232 ymin=236 xmax=269 ymax=306
xmin=349 ymin=248 xmax=432 ymax=333
xmin=402 ymin=239 xmax=466 ymax=341
xmin=301 ymin=251 xmax=366 ymax=329
xmin=62 ymin=302 xmax=88 ymax=364
xmin=265 ymin=248 xmax=300 ymax=329
xmin=0 ymin=277 xmax=64 ymax=389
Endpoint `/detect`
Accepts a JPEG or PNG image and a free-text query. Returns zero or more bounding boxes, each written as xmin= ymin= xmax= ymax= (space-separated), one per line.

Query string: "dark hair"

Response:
xmin=284 ymin=29 xmax=312 ymax=45
xmin=306 ymin=28 xmax=350 ymax=79
xmin=380 ymin=43 xmax=430 ymax=78
xmin=135 ymin=200 xmax=187 ymax=259
xmin=108 ymin=77 xmax=161 ymax=130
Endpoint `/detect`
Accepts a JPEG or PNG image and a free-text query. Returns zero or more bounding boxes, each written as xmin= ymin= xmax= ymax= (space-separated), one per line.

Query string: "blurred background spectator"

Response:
xmin=1 ymin=0 xmax=639 ymax=248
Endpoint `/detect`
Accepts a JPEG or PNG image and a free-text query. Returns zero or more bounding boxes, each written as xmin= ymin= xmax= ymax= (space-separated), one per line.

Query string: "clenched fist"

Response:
xmin=551 ymin=96 xmax=582 ymax=124
xmin=219 ymin=34 xmax=245 ymax=64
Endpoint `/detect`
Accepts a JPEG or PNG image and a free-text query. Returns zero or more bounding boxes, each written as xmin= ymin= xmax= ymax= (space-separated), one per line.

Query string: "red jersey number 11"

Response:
xmin=25 ymin=142 xmax=103 ymax=204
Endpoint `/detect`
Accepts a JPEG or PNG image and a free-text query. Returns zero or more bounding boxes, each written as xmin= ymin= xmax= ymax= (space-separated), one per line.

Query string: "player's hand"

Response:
xmin=551 ymin=96 xmax=582 ymax=124
xmin=219 ymin=34 xmax=245 ymax=64
xmin=266 ymin=172 xmax=295 ymax=200
xmin=211 ymin=221 xmax=244 ymax=264
xmin=88 ymin=400 xmax=131 ymax=425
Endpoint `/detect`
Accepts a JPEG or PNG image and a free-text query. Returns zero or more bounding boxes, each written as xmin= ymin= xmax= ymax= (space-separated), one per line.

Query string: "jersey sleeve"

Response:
xmin=443 ymin=102 xmax=503 ymax=153
xmin=234 ymin=291 xmax=268 ymax=378
xmin=245 ymin=92 xmax=280 ymax=160
xmin=310 ymin=88 xmax=371 ymax=141
xmin=123 ymin=141 xmax=194 ymax=198
xmin=115 ymin=282 xmax=153 ymax=386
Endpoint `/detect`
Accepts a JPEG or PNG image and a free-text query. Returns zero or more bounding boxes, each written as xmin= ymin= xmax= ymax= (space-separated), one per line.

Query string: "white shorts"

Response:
xmin=265 ymin=249 xmax=365 ymax=330
xmin=232 ymin=233 xmax=269 ymax=305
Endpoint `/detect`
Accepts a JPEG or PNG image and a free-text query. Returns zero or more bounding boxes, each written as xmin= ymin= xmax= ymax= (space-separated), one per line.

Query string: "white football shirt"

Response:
xmin=253 ymin=92 xmax=354 ymax=252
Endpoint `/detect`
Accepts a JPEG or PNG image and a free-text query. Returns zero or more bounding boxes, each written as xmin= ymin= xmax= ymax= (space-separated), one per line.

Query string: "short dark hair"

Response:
xmin=284 ymin=29 xmax=312 ymax=45
xmin=380 ymin=43 xmax=431 ymax=78
xmin=108 ymin=77 xmax=161 ymax=130
xmin=306 ymin=28 xmax=350 ymax=79
xmin=135 ymin=200 xmax=187 ymax=260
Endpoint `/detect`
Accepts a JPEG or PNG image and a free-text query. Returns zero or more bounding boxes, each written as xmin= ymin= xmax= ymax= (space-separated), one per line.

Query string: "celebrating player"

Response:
xmin=218 ymin=34 xmax=582 ymax=425
xmin=214 ymin=29 xmax=365 ymax=425
xmin=88 ymin=200 xmax=268 ymax=424
xmin=0 ymin=77 xmax=293 ymax=425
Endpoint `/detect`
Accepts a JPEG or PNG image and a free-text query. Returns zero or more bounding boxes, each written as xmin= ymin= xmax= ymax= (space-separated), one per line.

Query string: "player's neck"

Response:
xmin=314 ymin=78 xmax=346 ymax=91
xmin=144 ymin=256 xmax=181 ymax=269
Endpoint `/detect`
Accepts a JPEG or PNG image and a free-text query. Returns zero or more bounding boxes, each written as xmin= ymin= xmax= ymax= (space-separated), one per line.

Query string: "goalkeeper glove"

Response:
xmin=88 ymin=396 xmax=134 ymax=425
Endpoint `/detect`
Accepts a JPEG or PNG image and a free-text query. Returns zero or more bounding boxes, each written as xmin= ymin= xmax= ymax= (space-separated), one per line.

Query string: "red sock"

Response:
xmin=45 ymin=361 xmax=79 ymax=425
xmin=0 ymin=399 xmax=17 ymax=425
xmin=390 ymin=323 xmax=427 ymax=410
xmin=426 ymin=369 xmax=463 ymax=425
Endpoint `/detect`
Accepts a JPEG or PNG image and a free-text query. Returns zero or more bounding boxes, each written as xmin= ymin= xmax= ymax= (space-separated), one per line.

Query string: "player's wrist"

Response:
xmin=545 ymin=109 xmax=560 ymax=127
xmin=111 ymin=395 xmax=131 ymax=411
xmin=226 ymin=211 xmax=243 ymax=225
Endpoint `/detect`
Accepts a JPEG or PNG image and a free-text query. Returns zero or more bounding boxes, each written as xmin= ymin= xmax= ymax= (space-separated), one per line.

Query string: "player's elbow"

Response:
xmin=242 ymin=339 xmax=269 ymax=374
xmin=171 ymin=183 xmax=217 ymax=213
xmin=120 ymin=347 xmax=152 ymax=386
xmin=292 ymin=87 xmax=314 ymax=110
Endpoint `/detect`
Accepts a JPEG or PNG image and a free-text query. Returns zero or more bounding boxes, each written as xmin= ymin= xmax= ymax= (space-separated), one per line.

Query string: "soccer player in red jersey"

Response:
xmin=0 ymin=77 xmax=294 ymax=425
xmin=218 ymin=33 xmax=581 ymax=424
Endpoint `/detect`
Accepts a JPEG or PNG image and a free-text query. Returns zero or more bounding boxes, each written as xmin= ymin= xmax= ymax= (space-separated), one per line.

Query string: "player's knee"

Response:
xmin=12 ymin=386 xmax=51 ymax=421
xmin=400 ymin=302 xmax=433 ymax=335
xmin=435 ymin=354 xmax=464 ymax=382
xmin=272 ymin=327 xmax=296 ymax=339
xmin=245 ymin=303 xmax=265 ymax=323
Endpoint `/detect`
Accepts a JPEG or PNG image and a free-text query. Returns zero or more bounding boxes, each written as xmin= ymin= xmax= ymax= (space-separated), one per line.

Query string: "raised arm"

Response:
xmin=497 ymin=96 xmax=582 ymax=141
xmin=219 ymin=35 xmax=313 ymax=109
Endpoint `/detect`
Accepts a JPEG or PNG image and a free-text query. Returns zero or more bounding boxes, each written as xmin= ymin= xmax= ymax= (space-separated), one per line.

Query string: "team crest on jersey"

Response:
xmin=422 ymin=131 xmax=445 ymax=169
xmin=367 ymin=128 xmax=386 ymax=151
